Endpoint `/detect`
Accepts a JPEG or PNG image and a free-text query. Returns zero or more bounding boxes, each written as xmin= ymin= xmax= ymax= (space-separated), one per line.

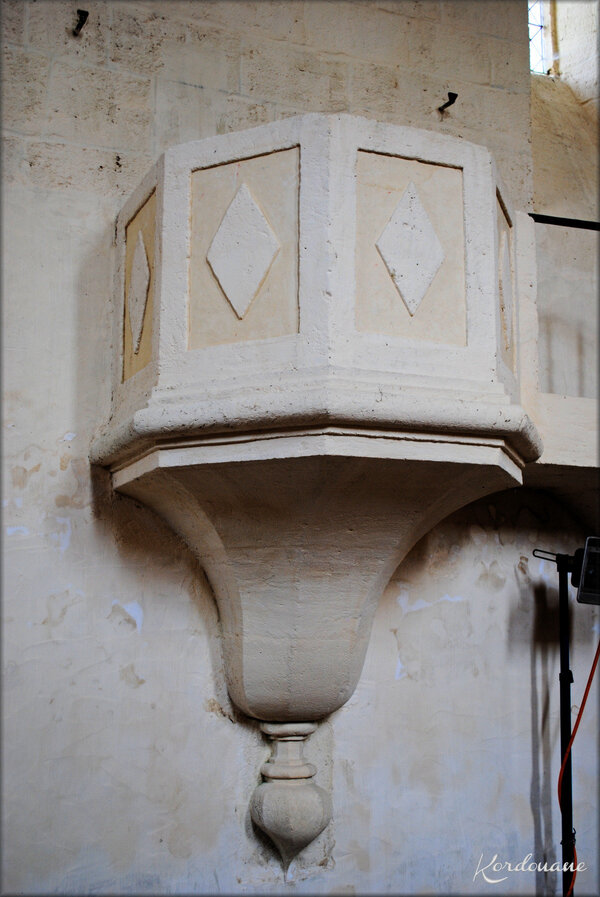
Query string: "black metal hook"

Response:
xmin=73 ymin=9 xmax=89 ymax=37
xmin=438 ymin=91 xmax=458 ymax=115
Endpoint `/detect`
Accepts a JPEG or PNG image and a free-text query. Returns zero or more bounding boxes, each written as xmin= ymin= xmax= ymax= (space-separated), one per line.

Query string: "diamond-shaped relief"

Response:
xmin=207 ymin=183 xmax=280 ymax=320
xmin=128 ymin=231 xmax=151 ymax=354
xmin=376 ymin=182 xmax=445 ymax=316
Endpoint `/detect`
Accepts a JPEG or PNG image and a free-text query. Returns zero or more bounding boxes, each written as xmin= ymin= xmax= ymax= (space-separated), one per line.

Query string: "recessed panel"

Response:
xmin=123 ymin=191 xmax=156 ymax=381
xmin=497 ymin=196 xmax=515 ymax=370
xmin=189 ymin=148 xmax=299 ymax=349
xmin=356 ymin=151 xmax=466 ymax=345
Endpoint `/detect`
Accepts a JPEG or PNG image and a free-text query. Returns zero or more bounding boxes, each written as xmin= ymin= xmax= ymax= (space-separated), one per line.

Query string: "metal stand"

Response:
xmin=534 ymin=539 xmax=600 ymax=897
xmin=557 ymin=553 xmax=575 ymax=897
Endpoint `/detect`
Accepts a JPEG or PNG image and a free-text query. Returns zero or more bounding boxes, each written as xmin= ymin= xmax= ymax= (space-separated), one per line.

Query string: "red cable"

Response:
xmin=558 ymin=637 xmax=600 ymax=897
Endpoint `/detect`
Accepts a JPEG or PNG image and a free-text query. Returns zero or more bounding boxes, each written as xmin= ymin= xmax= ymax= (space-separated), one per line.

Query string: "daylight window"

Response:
xmin=529 ymin=0 xmax=547 ymax=73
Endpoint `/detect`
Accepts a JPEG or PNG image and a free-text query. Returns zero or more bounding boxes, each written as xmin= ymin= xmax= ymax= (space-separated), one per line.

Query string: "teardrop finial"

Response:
xmin=250 ymin=722 xmax=331 ymax=868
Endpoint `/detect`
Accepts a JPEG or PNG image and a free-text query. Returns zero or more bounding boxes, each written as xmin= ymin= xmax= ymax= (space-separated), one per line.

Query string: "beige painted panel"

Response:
xmin=189 ymin=148 xmax=299 ymax=349
xmin=356 ymin=151 xmax=466 ymax=345
xmin=497 ymin=195 xmax=515 ymax=370
xmin=123 ymin=191 xmax=156 ymax=381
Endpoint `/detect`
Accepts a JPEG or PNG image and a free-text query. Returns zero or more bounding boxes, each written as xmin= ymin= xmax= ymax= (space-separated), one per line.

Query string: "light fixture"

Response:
xmin=573 ymin=536 xmax=600 ymax=605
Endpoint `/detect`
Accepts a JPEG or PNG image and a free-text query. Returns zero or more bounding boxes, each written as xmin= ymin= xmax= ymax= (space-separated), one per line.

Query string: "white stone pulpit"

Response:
xmin=92 ymin=114 xmax=541 ymax=864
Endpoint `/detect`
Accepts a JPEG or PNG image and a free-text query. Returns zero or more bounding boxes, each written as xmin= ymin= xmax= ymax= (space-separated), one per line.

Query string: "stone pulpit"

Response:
xmin=92 ymin=114 xmax=541 ymax=864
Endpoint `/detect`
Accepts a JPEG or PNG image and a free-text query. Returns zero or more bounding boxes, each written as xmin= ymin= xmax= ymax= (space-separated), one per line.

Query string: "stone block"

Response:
xmin=110 ymin=5 xmax=240 ymax=90
xmin=1 ymin=0 xmax=26 ymax=44
xmin=27 ymin=0 xmax=110 ymax=66
xmin=484 ymin=89 xmax=532 ymax=148
xmin=1 ymin=47 xmax=51 ymax=136
xmin=407 ymin=22 xmax=493 ymax=86
xmin=215 ymin=94 xmax=274 ymax=135
xmin=117 ymin=0 xmax=307 ymax=44
xmin=160 ymin=21 xmax=240 ymax=92
xmin=302 ymin=2 xmax=414 ymax=66
xmin=240 ymin=42 xmax=348 ymax=110
xmin=348 ymin=61 xmax=447 ymax=127
xmin=347 ymin=61 xmax=404 ymax=120
xmin=489 ymin=37 xmax=531 ymax=93
xmin=20 ymin=141 xmax=153 ymax=199
xmin=109 ymin=3 xmax=182 ymax=76
xmin=1 ymin=134 xmax=27 ymax=185
xmin=154 ymin=80 xmax=217 ymax=152
xmin=440 ymin=0 xmax=527 ymax=44
xmin=45 ymin=62 xmax=153 ymax=151
xmin=374 ymin=0 xmax=440 ymax=19
xmin=154 ymin=86 xmax=279 ymax=156
xmin=228 ymin=0 xmax=308 ymax=42
xmin=177 ymin=0 xmax=308 ymax=43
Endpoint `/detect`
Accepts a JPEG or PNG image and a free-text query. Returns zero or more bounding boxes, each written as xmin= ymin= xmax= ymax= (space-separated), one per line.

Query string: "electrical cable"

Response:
xmin=557 ymin=637 xmax=600 ymax=897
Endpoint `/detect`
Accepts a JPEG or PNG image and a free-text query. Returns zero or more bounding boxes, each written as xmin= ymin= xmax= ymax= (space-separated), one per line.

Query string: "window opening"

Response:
xmin=529 ymin=0 xmax=547 ymax=73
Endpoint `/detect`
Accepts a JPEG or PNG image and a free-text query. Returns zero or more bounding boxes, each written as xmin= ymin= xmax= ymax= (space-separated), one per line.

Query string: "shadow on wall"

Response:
xmin=505 ymin=495 xmax=595 ymax=897
xmin=380 ymin=487 xmax=597 ymax=894
xmin=517 ymin=570 xmax=560 ymax=896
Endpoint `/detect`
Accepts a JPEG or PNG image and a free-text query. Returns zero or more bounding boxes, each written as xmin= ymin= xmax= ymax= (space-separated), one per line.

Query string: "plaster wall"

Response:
xmin=2 ymin=1 xmax=598 ymax=894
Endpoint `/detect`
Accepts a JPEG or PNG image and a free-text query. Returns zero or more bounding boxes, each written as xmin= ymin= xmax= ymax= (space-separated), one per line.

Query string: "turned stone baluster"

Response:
xmin=250 ymin=722 xmax=331 ymax=867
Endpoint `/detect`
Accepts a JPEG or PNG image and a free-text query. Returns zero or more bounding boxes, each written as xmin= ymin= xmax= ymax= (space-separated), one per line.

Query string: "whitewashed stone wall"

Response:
xmin=3 ymin=0 xmax=533 ymax=205
xmin=2 ymin=1 xmax=598 ymax=894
